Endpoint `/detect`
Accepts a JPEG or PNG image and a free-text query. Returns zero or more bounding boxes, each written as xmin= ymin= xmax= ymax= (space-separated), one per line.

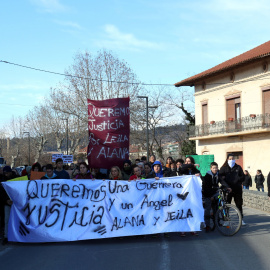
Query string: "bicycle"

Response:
xmin=209 ymin=188 xmax=242 ymax=236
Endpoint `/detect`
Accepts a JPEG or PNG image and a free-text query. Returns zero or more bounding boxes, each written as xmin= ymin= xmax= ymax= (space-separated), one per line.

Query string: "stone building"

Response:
xmin=175 ymin=41 xmax=270 ymax=176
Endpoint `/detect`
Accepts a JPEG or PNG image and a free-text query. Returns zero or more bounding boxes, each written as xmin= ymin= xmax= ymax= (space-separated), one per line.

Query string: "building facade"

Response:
xmin=175 ymin=41 xmax=270 ymax=176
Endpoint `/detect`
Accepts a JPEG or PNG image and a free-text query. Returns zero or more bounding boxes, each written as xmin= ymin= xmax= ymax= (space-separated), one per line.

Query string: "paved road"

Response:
xmin=1 ymin=207 xmax=270 ymax=270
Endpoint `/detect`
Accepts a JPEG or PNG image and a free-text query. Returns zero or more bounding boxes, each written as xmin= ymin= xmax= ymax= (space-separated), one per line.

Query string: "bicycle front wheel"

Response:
xmin=215 ymin=204 xmax=242 ymax=236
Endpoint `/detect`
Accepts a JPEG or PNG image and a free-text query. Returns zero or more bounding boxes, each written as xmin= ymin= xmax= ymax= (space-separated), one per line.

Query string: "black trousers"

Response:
xmin=0 ymin=202 xmax=4 ymax=229
xmin=226 ymin=190 xmax=243 ymax=218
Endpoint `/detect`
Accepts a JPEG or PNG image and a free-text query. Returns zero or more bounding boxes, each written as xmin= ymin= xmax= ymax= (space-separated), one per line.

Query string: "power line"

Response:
xmin=0 ymin=60 xmax=174 ymax=87
xmin=1 ymin=59 xmax=269 ymax=88
xmin=0 ymin=102 xmax=35 ymax=107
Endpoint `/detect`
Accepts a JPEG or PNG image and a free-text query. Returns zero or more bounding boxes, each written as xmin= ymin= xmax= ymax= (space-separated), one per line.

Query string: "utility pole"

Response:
xmin=23 ymin=132 xmax=30 ymax=165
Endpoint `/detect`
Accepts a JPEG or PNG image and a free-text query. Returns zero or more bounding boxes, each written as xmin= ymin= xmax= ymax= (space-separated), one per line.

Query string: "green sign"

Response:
xmin=188 ymin=155 xmax=214 ymax=177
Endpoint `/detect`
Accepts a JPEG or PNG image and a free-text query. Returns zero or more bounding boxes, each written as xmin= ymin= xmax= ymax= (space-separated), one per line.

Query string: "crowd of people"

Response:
xmin=1 ymin=154 xmax=270 ymax=245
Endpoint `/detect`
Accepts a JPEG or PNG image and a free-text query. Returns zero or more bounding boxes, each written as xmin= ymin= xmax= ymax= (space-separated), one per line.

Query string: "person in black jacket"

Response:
xmin=202 ymin=162 xmax=221 ymax=232
xmin=243 ymin=170 xmax=252 ymax=190
xmin=170 ymin=159 xmax=184 ymax=177
xmin=0 ymin=166 xmax=16 ymax=245
xmin=255 ymin=170 xmax=265 ymax=192
xmin=181 ymin=156 xmax=201 ymax=176
xmin=180 ymin=156 xmax=201 ymax=236
xmin=219 ymin=153 xmax=245 ymax=225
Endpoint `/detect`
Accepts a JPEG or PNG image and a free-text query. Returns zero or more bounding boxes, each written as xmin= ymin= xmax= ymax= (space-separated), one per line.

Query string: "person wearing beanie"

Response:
xmin=121 ymin=160 xmax=132 ymax=180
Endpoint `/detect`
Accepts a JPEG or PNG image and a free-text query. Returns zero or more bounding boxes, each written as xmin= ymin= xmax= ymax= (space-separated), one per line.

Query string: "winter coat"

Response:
xmin=0 ymin=173 xmax=17 ymax=206
xmin=243 ymin=175 xmax=252 ymax=187
xmin=54 ymin=169 xmax=70 ymax=179
xmin=180 ymin=164 xmax=200 ymax=175
xmin=169 ymin=168 xmax=183 ymax=177
xmin=146 ymin=161 xmax=170 ymax=178
xmin=202 ymin=170 xmax=221 ymax=198
xmin=75 ymin=172 xmax=93 ymax=180
xmin=219 ymin=163 xmax=244 ymax=192
xmin=255 ymin=174 xmax=265 ymax=189
xmin=41 ymin=173 xmax=59 ymax=180
xmin=121 ymin=170 xmax=132 ymax=180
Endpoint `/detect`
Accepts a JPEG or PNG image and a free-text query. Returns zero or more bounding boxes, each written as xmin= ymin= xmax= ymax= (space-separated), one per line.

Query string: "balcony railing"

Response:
xmin=189 ymin=113 xmax=270 ymax=138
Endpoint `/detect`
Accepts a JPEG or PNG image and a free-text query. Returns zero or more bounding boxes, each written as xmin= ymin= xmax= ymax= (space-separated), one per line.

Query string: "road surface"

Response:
xmin=1 ymin=207 xmax=270 ymax=270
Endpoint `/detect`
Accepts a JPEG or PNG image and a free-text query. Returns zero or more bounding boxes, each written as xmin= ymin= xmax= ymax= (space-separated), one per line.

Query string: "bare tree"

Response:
xmin=25 ymin=106 xmax=52 ymax=162
xmin=49 ymin=50 xmax=143 ymax=124
xmin=166 ymin=86 xmax=195 ymax=125
xmin=5 ymin=116 xmax=27 ymax=167
xmin=131 ymin=86 xmax=175 ymax=159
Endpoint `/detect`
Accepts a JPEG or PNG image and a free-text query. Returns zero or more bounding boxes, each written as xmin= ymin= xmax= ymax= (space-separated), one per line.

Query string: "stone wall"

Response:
xmin=243 ymin=190 xmax=270 ymax=213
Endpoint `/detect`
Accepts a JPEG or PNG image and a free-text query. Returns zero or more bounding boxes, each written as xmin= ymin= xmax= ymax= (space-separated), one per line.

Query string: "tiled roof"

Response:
xmin=175 ymin=40 xmax=270 ymax=87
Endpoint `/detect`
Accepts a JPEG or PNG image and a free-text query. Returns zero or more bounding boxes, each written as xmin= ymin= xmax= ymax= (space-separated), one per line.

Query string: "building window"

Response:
xmin=262 ymin=62 xmax=268 ymax=73
xmin=202 ymin=103 xmax=208 ymax=124
xmin=263 ymin=89 xmax=270 ymax=126
xmin=226 ymin=97 xmax=241 ymax=121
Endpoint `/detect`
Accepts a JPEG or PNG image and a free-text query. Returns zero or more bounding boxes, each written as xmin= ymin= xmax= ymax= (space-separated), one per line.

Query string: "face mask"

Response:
xmin=228 ymin=160 xmax=235 ymax=168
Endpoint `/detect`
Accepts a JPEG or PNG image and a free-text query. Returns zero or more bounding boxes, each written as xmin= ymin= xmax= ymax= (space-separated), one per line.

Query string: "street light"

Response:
xmin=61 ymin=119 xmax=69 ymax=155
xmin=137 ymin=96 xmax=158 ymax=161
xmin=23 ymin=132 xmax=30 ymax=165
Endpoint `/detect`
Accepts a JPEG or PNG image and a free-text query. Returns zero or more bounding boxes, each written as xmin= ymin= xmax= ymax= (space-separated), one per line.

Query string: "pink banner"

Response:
xmin=87 ymin=97 xmax=130 ymax=169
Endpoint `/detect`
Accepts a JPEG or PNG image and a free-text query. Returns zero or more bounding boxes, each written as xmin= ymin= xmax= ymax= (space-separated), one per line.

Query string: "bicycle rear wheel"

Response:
xmin=215 ymin=204 xmax=242 ymax=236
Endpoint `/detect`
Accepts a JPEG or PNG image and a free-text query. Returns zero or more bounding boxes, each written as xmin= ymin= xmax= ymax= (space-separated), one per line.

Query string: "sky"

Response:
xmin=1 ymin=0 xmax=270 ymax=129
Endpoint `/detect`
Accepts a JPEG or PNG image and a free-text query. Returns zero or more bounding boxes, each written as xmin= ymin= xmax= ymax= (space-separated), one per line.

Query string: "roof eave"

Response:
xmin=174 ymin=54 xmax=270 ymax=88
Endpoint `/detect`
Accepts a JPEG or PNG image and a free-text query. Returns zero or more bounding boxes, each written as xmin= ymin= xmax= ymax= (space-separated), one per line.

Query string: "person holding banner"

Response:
xmin=41 ymin=164 xmax=59 ymax=180
xmin=109 ymin=166 xmax=123 ymax=180
xmin=180 ymin=157 xmax=201 ymax=236
xmin=0 ymin=166 xmax=16 ymax=245
xmin=54 ymin=158 xmax=70 ymax=179
xmin=181 ymin=156 xmax=201 ymax=176
xmin=146 ymin=160 xmax=170 ymax=179
xmin=129 ymin=166 xmax=145 ymax=181
xmin=73 ymin=162 xmax=93 ymax=180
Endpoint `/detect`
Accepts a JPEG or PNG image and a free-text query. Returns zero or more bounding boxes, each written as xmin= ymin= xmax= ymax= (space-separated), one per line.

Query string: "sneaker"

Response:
xmin=2 ymin=237 xmax=8 ymax=245
xmin=242 ymin=220 xmax=246 ymax=226
xmin=180 ymin=232 xmax=186 ymax=237
xmin=191 ymin=232 xmax=199 ymax=236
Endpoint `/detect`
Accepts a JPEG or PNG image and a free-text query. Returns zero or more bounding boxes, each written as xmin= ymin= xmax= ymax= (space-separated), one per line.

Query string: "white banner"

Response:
xmin=52 ymin=154 xmax=73 ymax=163
xmin=2 ymin=176 xmax=203 ymax=243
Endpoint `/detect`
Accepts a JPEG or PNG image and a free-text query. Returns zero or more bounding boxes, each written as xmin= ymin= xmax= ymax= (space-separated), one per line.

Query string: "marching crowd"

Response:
xmin=1 ymin=154 xmax=270 ymax=245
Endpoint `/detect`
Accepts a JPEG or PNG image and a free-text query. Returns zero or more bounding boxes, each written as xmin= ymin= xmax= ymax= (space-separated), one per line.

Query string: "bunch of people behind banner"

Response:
xmin=1 ymin=153 xmax=270 ymax=245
